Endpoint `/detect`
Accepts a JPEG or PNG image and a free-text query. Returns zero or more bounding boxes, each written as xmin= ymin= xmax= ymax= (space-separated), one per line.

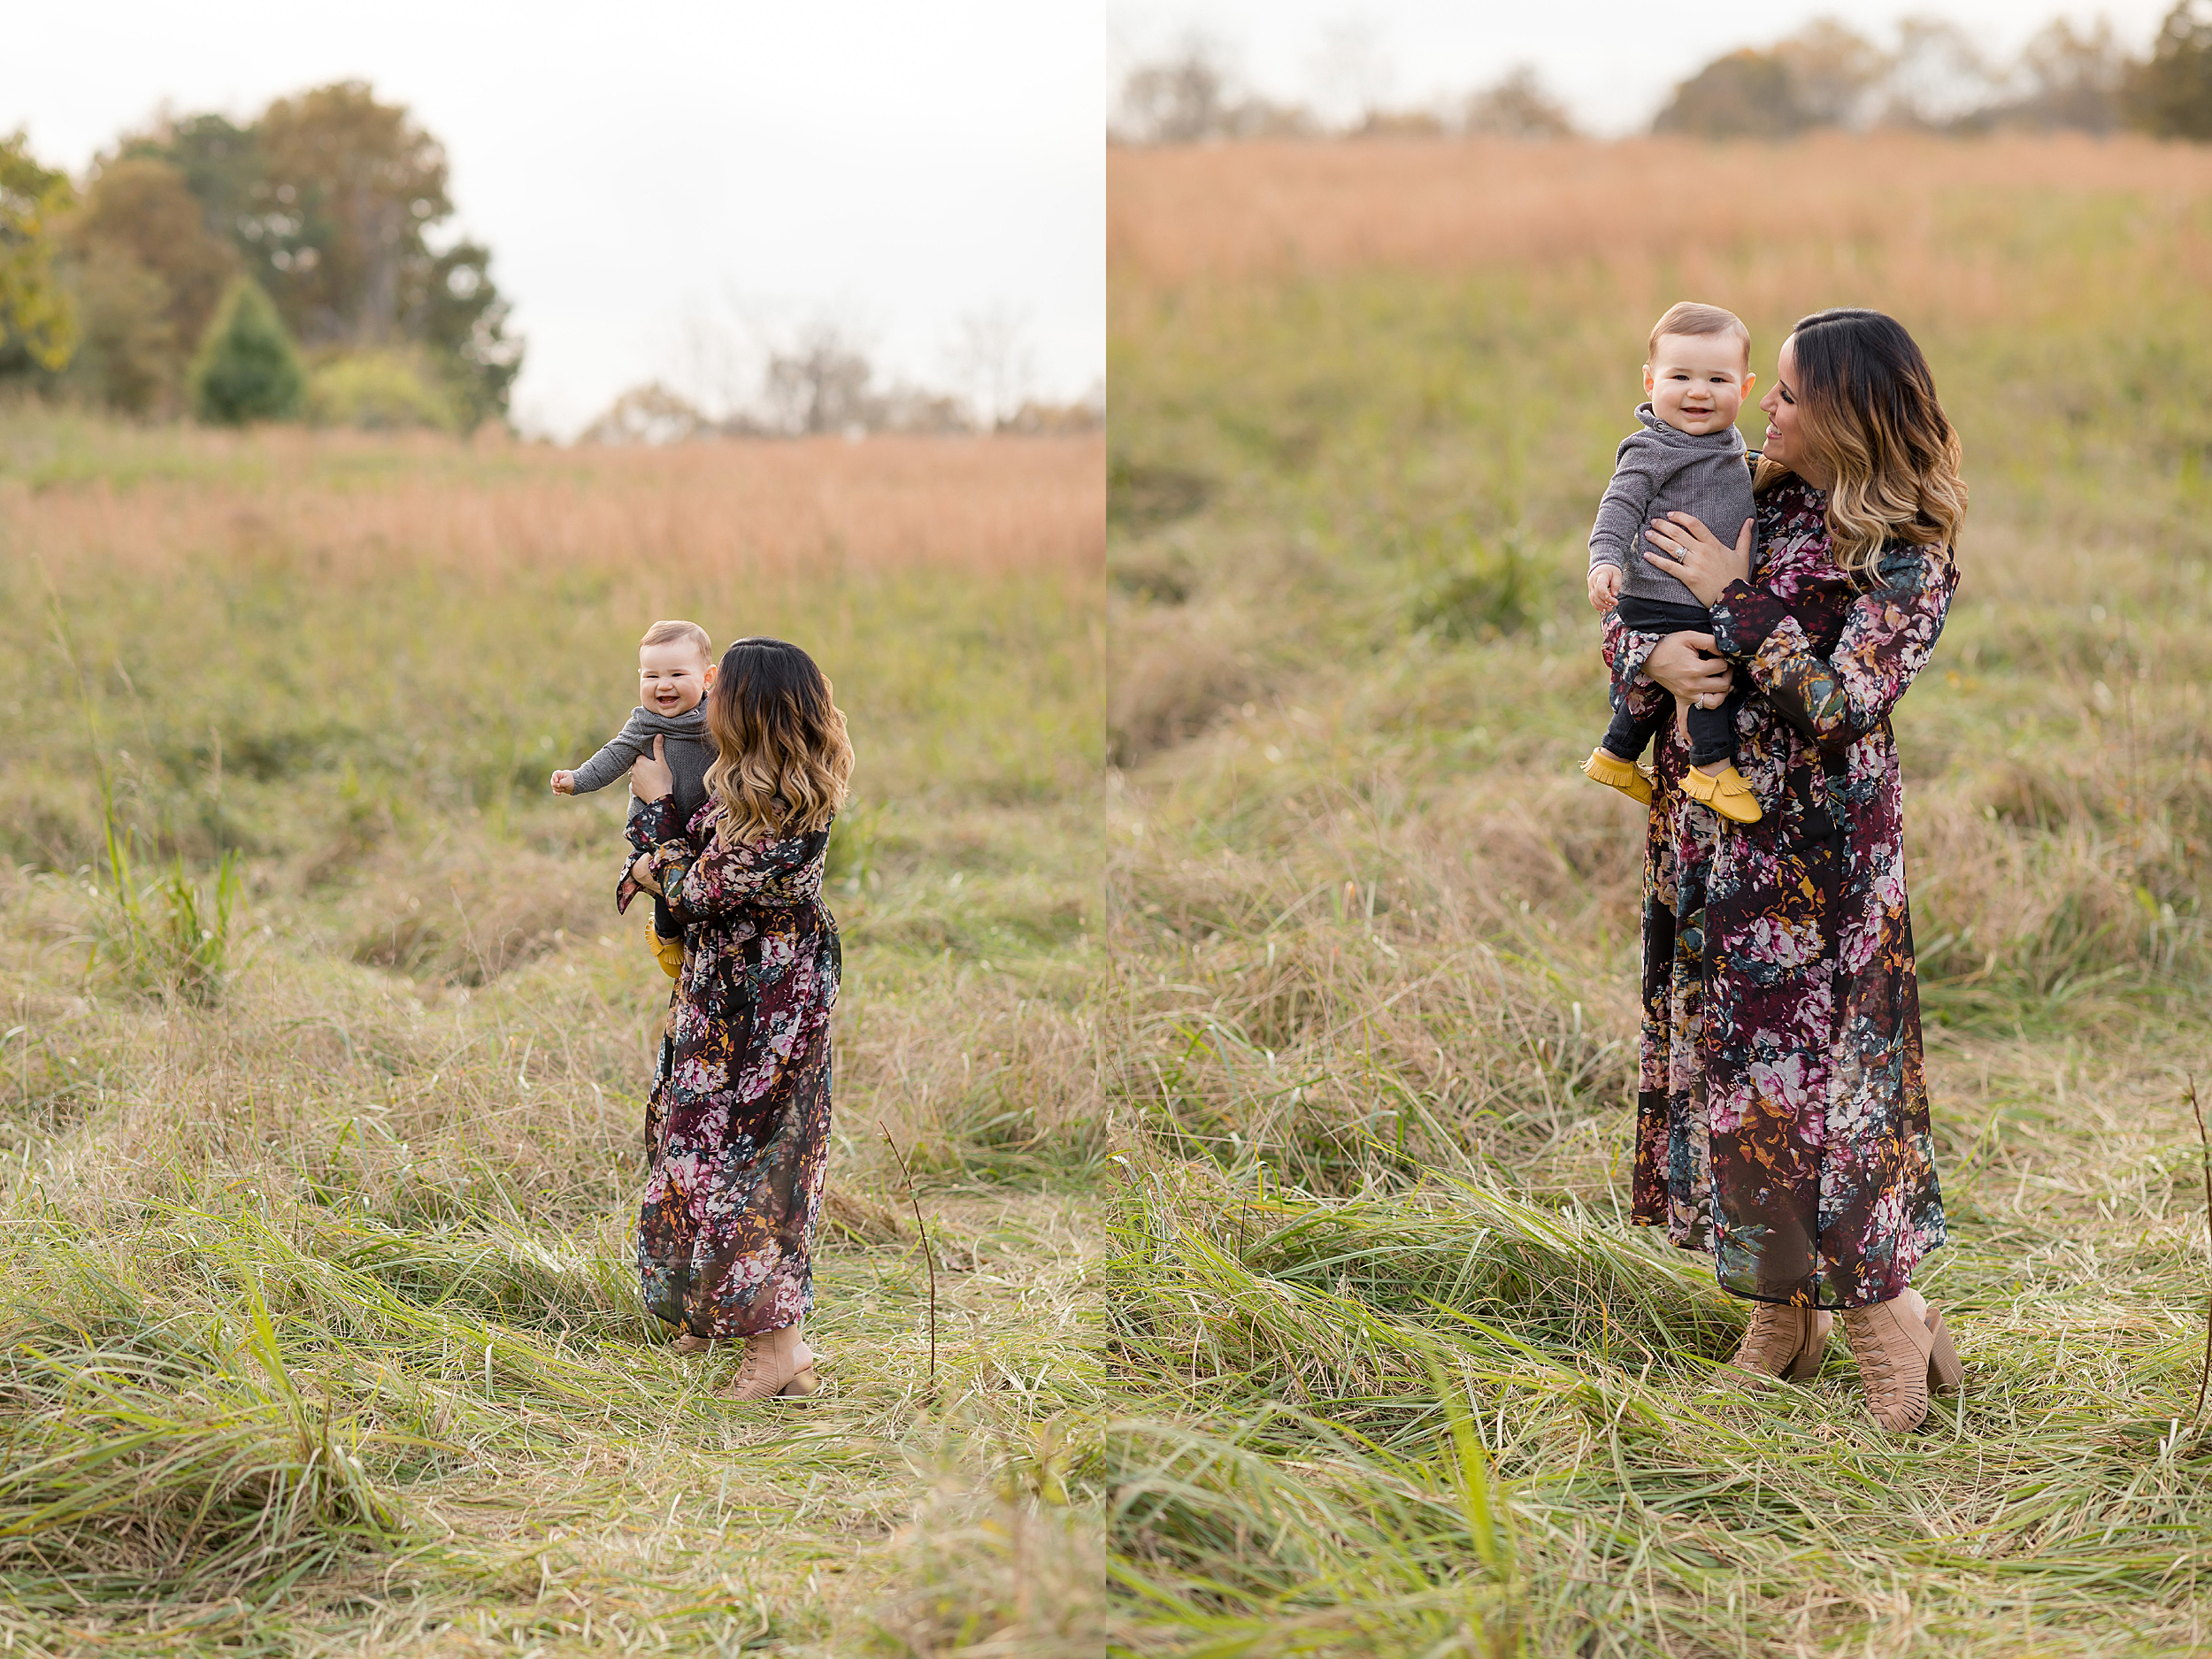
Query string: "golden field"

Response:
xmin=10 ymin=426 xmax=1104 ymax=581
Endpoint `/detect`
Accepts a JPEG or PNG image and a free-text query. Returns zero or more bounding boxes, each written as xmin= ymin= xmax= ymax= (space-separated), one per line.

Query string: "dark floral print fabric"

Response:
xmin=617 ymin=798 xmax=840 ymax=1338
xmin=1602 ymin=475 xmax=1955 ymax=1310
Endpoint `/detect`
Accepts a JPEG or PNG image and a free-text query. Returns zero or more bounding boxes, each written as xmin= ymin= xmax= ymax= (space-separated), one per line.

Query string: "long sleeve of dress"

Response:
xmin=616 ymin=795 xmax=828 ymax=927
xmin=1708 ymin=544 xmax=1957 ymax=755
xmin=615 ymin=795 xmax=680 ymax=917
xmin=1601 ymin=610 xmax=1672 ymax=728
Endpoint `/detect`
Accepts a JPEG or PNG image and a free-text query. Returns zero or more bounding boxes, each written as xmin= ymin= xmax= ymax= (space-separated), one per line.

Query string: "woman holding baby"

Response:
xmin=1611 ymin=307 xmax=1968 ymax=1434
xmin=620 ymin=638 xmax=853 ymax=1401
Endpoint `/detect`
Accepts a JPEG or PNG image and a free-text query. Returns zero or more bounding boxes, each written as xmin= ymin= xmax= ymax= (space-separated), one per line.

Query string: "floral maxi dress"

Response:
xmin=618 ymin=798 xmax=840 ymax=1338
xmin=1604 ymin=477 xmax=1956 ymax=1310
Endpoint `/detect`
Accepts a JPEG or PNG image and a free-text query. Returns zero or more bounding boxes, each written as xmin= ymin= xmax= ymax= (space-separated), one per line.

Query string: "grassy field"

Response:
xmin=1102 ymin=134 xmax=2212 ymax=1654
xmin=0 ymin=421 xmax=1113 ymax=1652
xmin=5 ymin=127 xmax=2212 ymax=1658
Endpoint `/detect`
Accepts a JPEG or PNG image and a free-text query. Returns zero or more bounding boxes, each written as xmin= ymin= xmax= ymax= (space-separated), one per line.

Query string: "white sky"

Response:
xmin=4 ymin=3 xmax=1105 ymax=438
xmin=1110 ymin=1 xmax=2176 ymax=134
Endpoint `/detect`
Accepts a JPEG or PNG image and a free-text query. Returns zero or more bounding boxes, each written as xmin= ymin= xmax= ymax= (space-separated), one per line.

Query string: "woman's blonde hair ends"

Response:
xmin=703 ymin=639 xmax=854 ymax=845
xmin=1759 ymin=307 xmax=1967 ymax=584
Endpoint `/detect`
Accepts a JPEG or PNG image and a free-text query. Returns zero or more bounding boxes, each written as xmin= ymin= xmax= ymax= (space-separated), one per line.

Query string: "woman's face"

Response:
xmin=1756 ymin=335 xmax=1830 ymax=487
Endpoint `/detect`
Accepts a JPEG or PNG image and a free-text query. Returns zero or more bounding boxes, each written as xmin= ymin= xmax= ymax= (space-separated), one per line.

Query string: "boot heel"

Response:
xmin=780 ymin=1365 xmax=819 ymax=1398
xmin=1923 ymin=1309 xmax=1963 ymax=1394
xmin=1781 ymin=1311 xmax=1832 ymax=1381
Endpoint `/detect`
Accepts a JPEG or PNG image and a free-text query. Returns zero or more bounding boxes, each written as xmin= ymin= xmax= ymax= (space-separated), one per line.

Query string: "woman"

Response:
xmin=1611 ymin=308 xmax=1967 ymax=1434
xmin=621 ymin=638 xmax=851 ymax=1401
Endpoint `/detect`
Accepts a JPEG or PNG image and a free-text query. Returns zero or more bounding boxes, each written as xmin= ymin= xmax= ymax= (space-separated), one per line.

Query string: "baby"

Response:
xmin=552 ymin=619 xmax=718 ymax=973
xmin=1579 ymin=301 xmax=1763 ymax=826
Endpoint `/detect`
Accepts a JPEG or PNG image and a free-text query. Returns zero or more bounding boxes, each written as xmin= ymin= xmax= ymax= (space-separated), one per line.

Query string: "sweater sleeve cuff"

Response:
xmin=1708 ymin=578 xmax=1790 ymax=660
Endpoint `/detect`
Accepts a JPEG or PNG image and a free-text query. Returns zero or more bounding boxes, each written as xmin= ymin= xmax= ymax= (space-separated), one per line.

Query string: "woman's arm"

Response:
xmin=616 ymin=794 xmax=681 ymax=916
xmin=1709 ymin=545 xmax=1957 ymax=752
xmin=1603 ymin=612 xmax=1735 ymax=710
xmin=647 ymin=824 xmax=826 ymax=927
xmin=614 ymin=736 xmax=678 ymax=914
xmin=615 ymin=744 xmax=820 ymax=925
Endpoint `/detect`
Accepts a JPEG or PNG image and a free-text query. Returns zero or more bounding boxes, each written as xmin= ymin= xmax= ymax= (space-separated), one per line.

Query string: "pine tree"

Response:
xmin=2126 ymin=2 xmax=2212 ymax=139
xmin=188 ymin=278 xmax=303 ymax=424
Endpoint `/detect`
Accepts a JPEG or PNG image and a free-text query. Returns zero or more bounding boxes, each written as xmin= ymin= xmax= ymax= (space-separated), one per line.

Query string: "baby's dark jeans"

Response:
xmin=1599 ymin=595 xmax=1742 ymax=770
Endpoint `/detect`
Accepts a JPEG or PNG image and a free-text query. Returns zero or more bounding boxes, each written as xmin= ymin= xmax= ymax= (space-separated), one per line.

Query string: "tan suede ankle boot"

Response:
xmin=1839 ymin=1287 xmax=1962 ymax=1433
xmin=1727 ymin=1302 xmax=1832 ymax=1381
xmin=726 ymin=1323 xmax=818 ymax=1401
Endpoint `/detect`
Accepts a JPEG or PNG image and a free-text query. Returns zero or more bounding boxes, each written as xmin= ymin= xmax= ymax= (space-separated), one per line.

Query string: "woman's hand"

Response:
xmin=630 ymin=854 xmax=662 ymax=895
xmin=1641 ymin=511 xmax=1755 ymax=607
xmin=630 ymin=734 xmax=673 ymax=803
xmin=1643 ymin=631 xmax=1736 ymax=706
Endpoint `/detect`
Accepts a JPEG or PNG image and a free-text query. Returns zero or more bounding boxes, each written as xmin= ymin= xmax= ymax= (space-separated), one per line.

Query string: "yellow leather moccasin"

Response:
xmin=1581 ymin=747 xmax=1655 ymax=806
xmin=651 ymin=931 xmax=686 ymax=979
xmin=1680 ymin=763 xmax=1763 ymax=825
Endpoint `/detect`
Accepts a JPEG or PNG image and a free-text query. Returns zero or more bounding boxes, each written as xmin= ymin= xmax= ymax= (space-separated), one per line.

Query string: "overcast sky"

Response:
xmin=1110 ymin=1 xmax=2177 ymax=134
xmin=4 ymin=3 xmax=1104 ymax=438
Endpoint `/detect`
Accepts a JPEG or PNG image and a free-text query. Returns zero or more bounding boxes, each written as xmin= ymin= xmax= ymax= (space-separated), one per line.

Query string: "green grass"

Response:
xmin=1098 ymin=140 xmax=2212 ymax=1654
xmin=6 ymin=134 xmax=2212 ymax=1655
xmin=0 ymin=419 xmax=1111 ymax=1650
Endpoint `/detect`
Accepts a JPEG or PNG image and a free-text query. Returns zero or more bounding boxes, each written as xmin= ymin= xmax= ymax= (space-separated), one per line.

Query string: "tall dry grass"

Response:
xmin=4 ymin=427 xmax=1105 ymax=588
xmin=1110 ymin=132 xmax=2212 ymax=299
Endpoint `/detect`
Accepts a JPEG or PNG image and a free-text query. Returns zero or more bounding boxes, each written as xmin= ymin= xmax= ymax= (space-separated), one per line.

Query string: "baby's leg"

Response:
xmin=1678 ymin=684 xmax=1761 ymax=824
xmin=1600 ymin=686 xmax=1669 ymax=763
xmin=1685 ymin=691 xmax=1740 ymax=774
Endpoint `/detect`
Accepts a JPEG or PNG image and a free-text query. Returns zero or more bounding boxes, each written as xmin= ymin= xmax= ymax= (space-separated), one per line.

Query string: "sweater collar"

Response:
xmin=1635 ymin=402 xmax=1746 ymax=452
xmin=634 ymin=703 xmax=709 ymax=733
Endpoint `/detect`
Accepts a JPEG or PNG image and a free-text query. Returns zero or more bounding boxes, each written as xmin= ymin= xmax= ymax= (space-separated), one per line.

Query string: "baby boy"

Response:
xmin=552 ymin=618 xmax=718 ymax=973
xmin=1579 ymin=301 xmax=1763 ymax=826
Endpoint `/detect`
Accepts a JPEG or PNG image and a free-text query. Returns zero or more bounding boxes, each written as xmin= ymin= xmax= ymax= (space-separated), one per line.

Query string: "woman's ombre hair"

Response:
xmin=703 ymin=639 xmax=854 ymax=845
xmin=1757 ymin=307 xmax=1967 ymax=585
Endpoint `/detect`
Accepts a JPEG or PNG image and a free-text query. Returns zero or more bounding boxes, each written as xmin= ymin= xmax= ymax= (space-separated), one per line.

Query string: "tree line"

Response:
xmin=580 ymin=308 xmax=1102 ymax=445
xmin=1112 ymin=4 xmax=2212 ymax=144
xmin=0 ymin=82 xmax=518 ymax=431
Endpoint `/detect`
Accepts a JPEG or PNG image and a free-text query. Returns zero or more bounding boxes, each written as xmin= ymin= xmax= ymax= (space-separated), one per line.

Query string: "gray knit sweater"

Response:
xmin=569 ymin=706 xmax=713 ymax=826
xmin=1587 ymin=404 xmax=1757 ymax=608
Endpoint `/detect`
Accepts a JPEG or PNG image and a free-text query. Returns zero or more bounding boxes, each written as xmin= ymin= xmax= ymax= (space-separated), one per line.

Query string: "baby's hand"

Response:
xmin=550 ymin=770 xmax=576 ymax=795
xmin=1586 ymin=565 xmax=1622 ymax=611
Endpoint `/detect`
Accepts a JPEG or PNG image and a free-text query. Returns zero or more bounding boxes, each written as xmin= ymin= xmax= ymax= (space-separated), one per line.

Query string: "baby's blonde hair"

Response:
xmin=1648 ymin=301 xmax=1750 ymax=365
xmin=640 ymin=618 xmax=713 ymax=662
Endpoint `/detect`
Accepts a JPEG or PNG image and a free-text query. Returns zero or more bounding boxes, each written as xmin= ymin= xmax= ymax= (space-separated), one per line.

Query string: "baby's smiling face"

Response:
xmin=639 ymin=640 xmax=714 ymax=717
xmin=1644 ymin=332 xmax=1755 ymax=436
